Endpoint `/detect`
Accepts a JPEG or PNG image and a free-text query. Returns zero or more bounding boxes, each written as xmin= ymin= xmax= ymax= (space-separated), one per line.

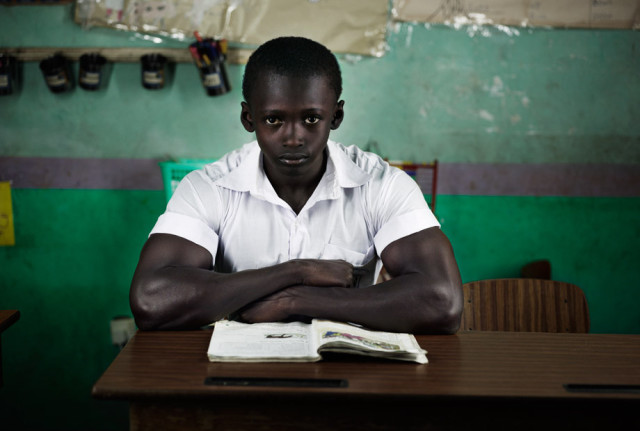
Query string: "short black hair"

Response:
xmin=242 ymin=36 xmax=342 ymax=103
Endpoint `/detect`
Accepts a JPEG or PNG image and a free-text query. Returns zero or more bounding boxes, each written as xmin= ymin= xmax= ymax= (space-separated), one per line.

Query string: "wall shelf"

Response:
xmin=0 ymin=46 xmax=252 ymax=64
xmin=0 ymin=0 xmax=73 ymax=5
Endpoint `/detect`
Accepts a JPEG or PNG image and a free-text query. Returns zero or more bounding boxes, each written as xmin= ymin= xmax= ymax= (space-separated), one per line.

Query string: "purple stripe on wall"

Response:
xmin=1 ymin=157 xmax=639 ymax=197
xmin=0 ymin=157 xmax=164 ymax=190
xmin=438 ymin=163 xmax=640 ymax=197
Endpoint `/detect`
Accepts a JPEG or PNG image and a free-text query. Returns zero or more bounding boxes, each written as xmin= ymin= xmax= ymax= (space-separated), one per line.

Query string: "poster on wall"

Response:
xmin=0 ymin=182 xmax=15 ymax=247
xmin=74 ymin=0 xmax=389 ymax=57
xmin=392 ymin=0 xmax=640 ymax=29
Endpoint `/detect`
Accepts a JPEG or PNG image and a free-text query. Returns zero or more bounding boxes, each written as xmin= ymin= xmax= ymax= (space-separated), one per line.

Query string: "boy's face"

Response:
xmin=241 ymin=73 xmax=344 ymax=182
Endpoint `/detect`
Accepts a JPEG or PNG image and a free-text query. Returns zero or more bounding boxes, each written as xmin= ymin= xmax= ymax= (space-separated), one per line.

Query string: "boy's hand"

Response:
xmin=294 ymin=259 xmax=356 ymax=287
xmin=238 ymin=258 xmax=374 ymax=323
xmin=237 ymin=287 xmax=300 ymax=323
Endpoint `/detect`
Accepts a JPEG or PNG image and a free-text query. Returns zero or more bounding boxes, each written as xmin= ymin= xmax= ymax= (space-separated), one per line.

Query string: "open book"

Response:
xmin=207 ymin=319 xmax=427 ymax=364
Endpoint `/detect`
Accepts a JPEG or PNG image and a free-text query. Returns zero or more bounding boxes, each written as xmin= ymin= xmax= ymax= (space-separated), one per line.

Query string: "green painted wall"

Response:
xmin=1 ymin=6 xmax=638 ymax=162
xmin=1 ymin=5 xmax=639 ymax=430
xmin=0 ymin=190 xmax=157 ymax=430
xmin=437 ymin=195 xmax=640 ymax=334
xmin=2 ymin=191 xmax=639 ymax=430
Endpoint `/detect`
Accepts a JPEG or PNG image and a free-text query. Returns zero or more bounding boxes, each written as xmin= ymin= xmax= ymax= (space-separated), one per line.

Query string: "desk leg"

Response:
xmin=129 ymin=397 xmax=639 ymax=431
xmin=0 ymin=338 xmax=3 ymax=387
xmin=131 ymin=400 xmax=311 ymax=431
xmin=130 ymin=398 xmax=420 ymax=431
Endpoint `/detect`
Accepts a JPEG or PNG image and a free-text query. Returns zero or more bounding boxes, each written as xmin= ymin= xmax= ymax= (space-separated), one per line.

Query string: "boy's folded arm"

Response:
xmin=240 ymin=227 xmax=464 ymax=335
xmin=129 ymin=233 xmax=357 ymax=330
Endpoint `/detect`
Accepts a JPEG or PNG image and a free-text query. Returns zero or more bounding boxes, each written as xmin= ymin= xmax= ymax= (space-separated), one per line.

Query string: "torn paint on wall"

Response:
xmin=392 ymin=0 xmax=640 ymax=29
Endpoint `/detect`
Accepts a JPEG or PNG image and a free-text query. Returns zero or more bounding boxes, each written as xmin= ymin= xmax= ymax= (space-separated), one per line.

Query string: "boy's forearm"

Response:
xmin=290 ymin=274 xmax=462 ymax=334
xmin=131 ymin=261 xmax=302 ymax=330
xmin=131 ymin=257 xmax=358 ymax=330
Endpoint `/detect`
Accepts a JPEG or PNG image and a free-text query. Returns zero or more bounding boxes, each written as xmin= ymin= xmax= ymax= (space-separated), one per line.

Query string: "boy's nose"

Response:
xmin=282 ymin=122 xmax=304 ymax=146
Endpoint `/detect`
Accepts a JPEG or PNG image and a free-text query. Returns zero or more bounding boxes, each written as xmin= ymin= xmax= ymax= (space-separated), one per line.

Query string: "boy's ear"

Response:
xmin=240 ymin=102 xmax=255 ymax=132
xmin=331 ymin=100 xmax=345 ymax=130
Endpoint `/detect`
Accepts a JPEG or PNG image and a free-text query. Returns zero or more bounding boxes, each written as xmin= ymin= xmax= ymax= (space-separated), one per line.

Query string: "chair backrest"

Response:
xmin=520 ymin=259 xmax=551 ymax=279
xmin=388 ymin=160 xmax=438 ymax=213
xmin=460 ymin=278 xmax=590 ymax=333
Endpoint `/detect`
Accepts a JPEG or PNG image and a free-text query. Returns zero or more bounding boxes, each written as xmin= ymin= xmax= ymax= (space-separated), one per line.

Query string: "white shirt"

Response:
xmin=150 ymin=140 xmax=439 ymax=285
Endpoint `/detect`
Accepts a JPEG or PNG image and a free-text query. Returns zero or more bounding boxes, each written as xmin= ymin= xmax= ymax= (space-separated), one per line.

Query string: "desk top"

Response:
xmin=93 ymin=329 xmax=640 ymax=402
xmin=0 ymin=310 xmax=20 ymax=333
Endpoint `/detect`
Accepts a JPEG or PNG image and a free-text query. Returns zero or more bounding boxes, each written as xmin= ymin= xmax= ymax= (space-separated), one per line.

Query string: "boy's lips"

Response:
xmin=279 ymin=153 xmax=308 ymax=165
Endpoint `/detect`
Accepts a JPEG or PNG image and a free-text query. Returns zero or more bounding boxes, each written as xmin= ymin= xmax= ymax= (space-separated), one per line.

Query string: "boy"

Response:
xmin=130 ymin=36 xmax=463 ymax=334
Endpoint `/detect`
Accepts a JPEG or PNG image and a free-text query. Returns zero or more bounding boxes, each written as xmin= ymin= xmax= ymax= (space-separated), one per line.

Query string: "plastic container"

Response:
xmin=199 ymin=59 xmax=231 ymax=96
xmin=39 ymin=54 xmax=73 ymax=93
xmin=140 ymin=54 xmax=167 ymax=90
xmin=79 ymin=53 xmax=107 ymax=91
xmin=159 ymin=159 xmax=216 ymax=201
xmin=189 ymin=38 xmax=231 ymax=96
xmin=0 ymin=54 xmax=17 ymax=96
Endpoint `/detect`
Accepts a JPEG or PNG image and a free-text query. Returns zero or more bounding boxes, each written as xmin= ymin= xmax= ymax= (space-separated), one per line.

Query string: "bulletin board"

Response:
xmin=74 ymin=0 xmax=389 ymax=57
xmin=392 ymin=0 xmax=640 ymax=29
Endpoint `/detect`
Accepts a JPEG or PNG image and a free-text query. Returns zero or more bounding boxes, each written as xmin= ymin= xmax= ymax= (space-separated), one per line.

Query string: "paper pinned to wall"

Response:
xmin=0 ymin=182 xmax=15 ymax=246
xmin=392 ymin=0 xmax=640 ymax=29
xmin=75 ymin=0 xmax=389 ymax=57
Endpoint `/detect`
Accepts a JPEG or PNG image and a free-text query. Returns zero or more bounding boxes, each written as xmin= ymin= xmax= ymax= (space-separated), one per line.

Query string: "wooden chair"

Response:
xmin=520 ymin=259 xmax=551 ymax=279
xmin=460 ymin=278 xmax=590 ymax=333
xmin=387 ymin=160 xmax=438 ymax=213
xmin=375 ymin=160 xmax=439 ymax=285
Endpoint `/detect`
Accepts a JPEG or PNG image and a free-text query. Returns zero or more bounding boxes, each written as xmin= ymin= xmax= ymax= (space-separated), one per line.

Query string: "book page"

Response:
xmin=313 ymin=320 xmax=428 ymax=363
xmin=208 ymin=320 xmax=319 ymax=362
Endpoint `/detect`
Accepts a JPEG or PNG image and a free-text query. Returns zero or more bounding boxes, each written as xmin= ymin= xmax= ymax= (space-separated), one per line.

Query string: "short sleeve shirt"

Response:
xmin=150 ymin=140 xmax=439 ymax=285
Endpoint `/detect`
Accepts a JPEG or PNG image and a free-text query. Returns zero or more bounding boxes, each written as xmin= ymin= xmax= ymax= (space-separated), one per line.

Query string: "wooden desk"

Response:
xmin=93 ymin=329 xmax=640 ymax=431
xmin=0 ymin=309 xmax=20 ymax=387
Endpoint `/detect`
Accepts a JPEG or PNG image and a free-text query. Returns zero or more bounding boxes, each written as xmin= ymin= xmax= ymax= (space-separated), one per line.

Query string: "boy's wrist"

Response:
xmin=290 ymin=285 xmax=339 ymax=321
xmin=286 ymin=259 xmax=309 ymax=286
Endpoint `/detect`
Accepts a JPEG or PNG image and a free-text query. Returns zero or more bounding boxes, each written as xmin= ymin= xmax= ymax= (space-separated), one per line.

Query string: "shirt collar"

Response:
xmin=214 ymin=140 xmax=371 ymax=196
xmin=213 ymin=142 xmax=261 ymax=193
xmin=326 ymin=140 xmax=371 ymax=188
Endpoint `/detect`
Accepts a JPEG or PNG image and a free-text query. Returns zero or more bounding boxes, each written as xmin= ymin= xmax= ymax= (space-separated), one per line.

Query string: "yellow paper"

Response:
xmin=0 ymin=182 xmax=15 ymax=246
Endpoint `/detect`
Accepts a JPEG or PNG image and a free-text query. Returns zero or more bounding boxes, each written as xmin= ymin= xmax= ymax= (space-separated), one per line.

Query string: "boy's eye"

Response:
xmin=265 ymin=117 xmax=282 ymax=125
xmin=305 ymin=116 xmax=320 ymax=125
